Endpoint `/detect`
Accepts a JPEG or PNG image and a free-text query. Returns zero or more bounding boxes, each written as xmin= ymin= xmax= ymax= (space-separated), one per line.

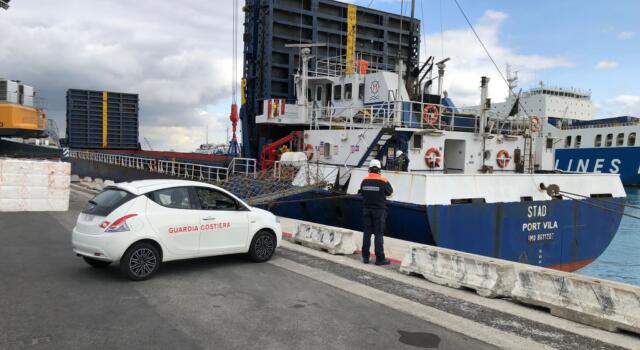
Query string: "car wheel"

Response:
xmin=248 ymin=230 xmax=276 ymax=262
xmin=120 ymin=242 xmax=161 ymax=281
xmin=83 ymin=256 xmax=111 ymax=268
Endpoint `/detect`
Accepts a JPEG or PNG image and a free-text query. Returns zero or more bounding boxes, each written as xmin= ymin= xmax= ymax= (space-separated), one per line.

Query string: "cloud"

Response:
xmin=0 ymin=0 xmax=242 ymax=151
xmin=425 ymin=10 xmax=573 ymax=107
xmin=617 ymin=31 xmax=635 ymax=40
xmin=595 ymin=95 xmax=640 ymax=117
xmin=594 ymin=61 xmax=619 ymax=70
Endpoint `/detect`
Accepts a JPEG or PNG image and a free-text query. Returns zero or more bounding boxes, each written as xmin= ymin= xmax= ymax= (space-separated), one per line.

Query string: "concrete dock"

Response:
xmin=1 ymin=190 xmax=640 ymax=349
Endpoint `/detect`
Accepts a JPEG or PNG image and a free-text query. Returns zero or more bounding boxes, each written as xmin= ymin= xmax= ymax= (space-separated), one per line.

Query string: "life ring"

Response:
xmin=530 ymin=116 xmax=541 ymax=133
xmin=496 ymin=150 xmax=511 ymax=168
xmin=424 ymin=147 xmax=441 ymax=168
xmin=304 ymin=144 xmax=314 ymax=160
xmin=422 ymin=104 xmax=440 ymax=125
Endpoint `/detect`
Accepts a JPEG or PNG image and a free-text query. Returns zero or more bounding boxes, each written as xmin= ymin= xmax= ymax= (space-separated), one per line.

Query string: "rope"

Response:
xmin=560 ymin=192 xmax=640 ymax=221
xmin=558 ymin=190 xmax=640 ymax=210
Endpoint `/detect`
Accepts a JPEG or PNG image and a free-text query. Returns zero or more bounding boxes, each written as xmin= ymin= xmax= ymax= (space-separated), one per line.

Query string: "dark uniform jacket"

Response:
xmin=359 ymin=172 xmax=394 ymax=209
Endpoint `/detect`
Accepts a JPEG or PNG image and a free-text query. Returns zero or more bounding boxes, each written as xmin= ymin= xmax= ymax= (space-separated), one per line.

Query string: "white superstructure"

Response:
xmin=256 ymin=47 xmax=559 ymax=174
xmin=465 ymin=67 xmax=593 ymax=121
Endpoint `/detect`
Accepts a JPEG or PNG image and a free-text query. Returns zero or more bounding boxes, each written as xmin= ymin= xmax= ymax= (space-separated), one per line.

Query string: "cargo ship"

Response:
xmin=251 ymin=45 xmax=625 ymax=272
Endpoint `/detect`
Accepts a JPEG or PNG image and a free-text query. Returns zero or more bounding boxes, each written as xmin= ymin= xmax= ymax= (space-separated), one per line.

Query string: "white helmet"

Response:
xmin=396 ymin=150 xmax=403 ymax=157
xmin=369 ymin=159 xmax=382 ymax=169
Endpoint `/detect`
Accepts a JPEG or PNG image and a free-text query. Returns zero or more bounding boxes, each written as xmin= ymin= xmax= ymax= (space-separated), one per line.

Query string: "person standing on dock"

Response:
xmin=359 ymin=159 xmax=394 ymax=265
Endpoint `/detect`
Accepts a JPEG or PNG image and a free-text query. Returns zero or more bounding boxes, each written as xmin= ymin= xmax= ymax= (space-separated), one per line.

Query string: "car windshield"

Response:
xmin=83 ymin=188 xmax=135 ymax=216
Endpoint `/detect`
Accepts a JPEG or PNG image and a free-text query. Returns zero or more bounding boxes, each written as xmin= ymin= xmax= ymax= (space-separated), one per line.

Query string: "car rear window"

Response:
xmin=83 ymin=188 xmax=136 ymax=216
xmin=146 ymin=187 xmax=195 ymax=209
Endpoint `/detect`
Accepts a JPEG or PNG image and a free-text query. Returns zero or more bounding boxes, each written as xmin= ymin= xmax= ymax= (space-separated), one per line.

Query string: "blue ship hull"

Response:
xmin=555 ymin=147 xmax=640 ymax=186
xmin=266 ymin=190 xmax=624 ymax=271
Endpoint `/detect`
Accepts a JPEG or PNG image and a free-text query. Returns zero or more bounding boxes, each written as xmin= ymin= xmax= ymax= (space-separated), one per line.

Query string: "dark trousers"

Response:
xmin=362 ymin=208 xmax=386 ymax=261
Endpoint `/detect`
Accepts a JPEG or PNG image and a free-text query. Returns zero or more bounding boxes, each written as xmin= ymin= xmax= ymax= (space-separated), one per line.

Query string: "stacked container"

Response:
xmin=66 ymin=89 xmax=139 ymax=149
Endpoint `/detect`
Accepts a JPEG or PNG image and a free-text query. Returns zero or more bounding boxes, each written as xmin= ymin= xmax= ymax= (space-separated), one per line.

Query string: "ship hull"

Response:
xmin=555 ymin=147 xmax=640 ymax=186
xmin=267 ymin=190 xmax=624 ymax=272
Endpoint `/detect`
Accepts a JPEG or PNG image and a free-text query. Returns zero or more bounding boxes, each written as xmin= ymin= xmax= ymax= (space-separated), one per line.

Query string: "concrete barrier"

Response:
xmin=292 ymin=222 xmax=357 ymax=255
xmin=0 ymin=158 xmax=70 ymax=212
xmin=400 ymin=245 xmax=515 ymax=298
xmin=511 ymin=266 xmax=640 ymax=334
xmin=279 ymin=217 xmax=411 ymax=262
xmin=400 ymin=244 xmax=640 ymax=334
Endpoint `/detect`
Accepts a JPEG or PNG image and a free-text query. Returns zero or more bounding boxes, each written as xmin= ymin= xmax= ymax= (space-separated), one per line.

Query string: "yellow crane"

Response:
xmin=0 ymin=79 xmax=47 ymax=138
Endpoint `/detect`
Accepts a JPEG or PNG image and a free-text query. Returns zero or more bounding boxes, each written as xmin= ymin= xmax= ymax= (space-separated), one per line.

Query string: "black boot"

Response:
xmin=363 ymin=257 xmax=370 ymax=264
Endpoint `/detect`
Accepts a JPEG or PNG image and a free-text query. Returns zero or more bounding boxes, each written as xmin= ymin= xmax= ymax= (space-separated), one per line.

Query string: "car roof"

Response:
xmin=110 ymin=179 xmax=222 ymax=196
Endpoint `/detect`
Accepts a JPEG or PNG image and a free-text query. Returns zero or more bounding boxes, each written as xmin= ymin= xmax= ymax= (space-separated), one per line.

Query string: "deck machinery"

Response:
xmin=241 ymin=0 xmax=420 ymax=158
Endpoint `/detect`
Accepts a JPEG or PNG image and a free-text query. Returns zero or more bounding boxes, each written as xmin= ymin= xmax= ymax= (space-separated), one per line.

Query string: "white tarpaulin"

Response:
xmin=0 ymin=158 xmax=70 ymax=211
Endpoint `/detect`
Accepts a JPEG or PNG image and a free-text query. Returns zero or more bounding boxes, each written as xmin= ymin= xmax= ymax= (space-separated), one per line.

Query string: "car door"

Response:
xmin=145 ymin=186 xmax=201 ymax=258
xmin=194 ymin=187 xmax=250 ymax=255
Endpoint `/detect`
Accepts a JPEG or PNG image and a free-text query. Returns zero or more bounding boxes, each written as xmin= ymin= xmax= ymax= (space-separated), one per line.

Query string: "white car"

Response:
xmin=72 ymin=179 xmax=282 ymax=280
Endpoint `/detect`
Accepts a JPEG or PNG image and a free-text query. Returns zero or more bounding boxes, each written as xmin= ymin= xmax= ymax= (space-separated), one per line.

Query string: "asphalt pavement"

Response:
xmin=0 ymin=193 xmax=494 ymax=350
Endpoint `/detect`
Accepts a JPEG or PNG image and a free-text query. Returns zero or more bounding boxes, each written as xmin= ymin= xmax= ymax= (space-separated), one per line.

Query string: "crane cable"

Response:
xmin=232 ymin=0 xmax=238 ymax=104
xmin=452 ymin=0 xmax=531 ymax=119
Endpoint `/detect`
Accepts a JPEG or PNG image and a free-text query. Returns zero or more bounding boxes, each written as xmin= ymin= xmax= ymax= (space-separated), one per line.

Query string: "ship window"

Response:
xmin=594 ymin=134 xmax=602 ymax=147
xmin=344 ymin=83 xmax=352 ymax=100
xmin=333 ymin=85 xmax=342 ymax=101
xmin=575 ymin=135 xmax=581 ymax=148
xmin=307 ymin=88 xmax=312 ymax=102
xmin=412 ymin=134 xmax=423 ymax=149
xmin=316 ymin=86 xmax=322 ymax=101
xmin=564 ymin=136 xmax=571 ymax=148
xmin=323 ymin=142 xmax=331 ymax=159
xmin=616 ymin=133 xmax=624 ymax=146
xmin=629 ymin=132 xmax=636 ymax=146
xmin=358 ymin=83 xmax=365 ymax=100
xmin=605 ymin=133 xmax=613 ymax=147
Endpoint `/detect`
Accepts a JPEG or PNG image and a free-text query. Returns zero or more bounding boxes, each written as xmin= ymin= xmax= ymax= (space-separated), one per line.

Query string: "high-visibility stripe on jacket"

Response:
xmin=359 ymin=172 xmax=394 ymax=209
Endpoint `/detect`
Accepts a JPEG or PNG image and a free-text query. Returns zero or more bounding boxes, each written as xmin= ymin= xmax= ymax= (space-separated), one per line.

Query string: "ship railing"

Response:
xmin=69 ymin=150 xmax=231 ymax=183
xmin=313 ymin=53 xmax=397 ymax=77
xmin=227 ymin=157 xmax=257 ymax=178
xmin=310 ymin=101 xmax=527 ymax=135
xmin=559 ymin=121 xmax=640 ymax=130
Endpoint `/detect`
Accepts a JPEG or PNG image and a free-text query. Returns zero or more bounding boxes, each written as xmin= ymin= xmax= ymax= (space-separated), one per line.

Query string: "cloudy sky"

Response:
xmin=1 ymin=0 xmax=638 ymax=151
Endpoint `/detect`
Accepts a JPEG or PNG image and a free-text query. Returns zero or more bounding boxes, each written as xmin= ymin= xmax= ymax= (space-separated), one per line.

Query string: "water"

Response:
xmin=577 ymin=187 xmax=640 ymax=285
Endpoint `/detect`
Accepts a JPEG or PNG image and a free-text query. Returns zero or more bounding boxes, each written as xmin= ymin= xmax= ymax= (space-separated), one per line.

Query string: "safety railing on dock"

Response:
xmin=69 ymin=150 xmax=244 ymax=183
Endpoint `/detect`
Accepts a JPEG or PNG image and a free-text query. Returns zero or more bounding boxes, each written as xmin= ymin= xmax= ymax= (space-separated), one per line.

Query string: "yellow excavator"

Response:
xmin=0 ymin=79 xmax=47 ymax=138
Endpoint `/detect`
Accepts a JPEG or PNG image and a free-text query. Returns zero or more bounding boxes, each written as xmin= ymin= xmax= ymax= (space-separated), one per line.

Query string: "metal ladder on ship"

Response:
xmin=523 ymin=133 xmax=534 ymax=173
xmin=356 ymin=127 xmax=395 ymax=168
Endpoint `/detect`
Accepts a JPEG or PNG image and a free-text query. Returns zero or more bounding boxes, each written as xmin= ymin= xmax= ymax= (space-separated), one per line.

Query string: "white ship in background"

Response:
xmin=472 ymin=67 xmax=640 ymax=186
